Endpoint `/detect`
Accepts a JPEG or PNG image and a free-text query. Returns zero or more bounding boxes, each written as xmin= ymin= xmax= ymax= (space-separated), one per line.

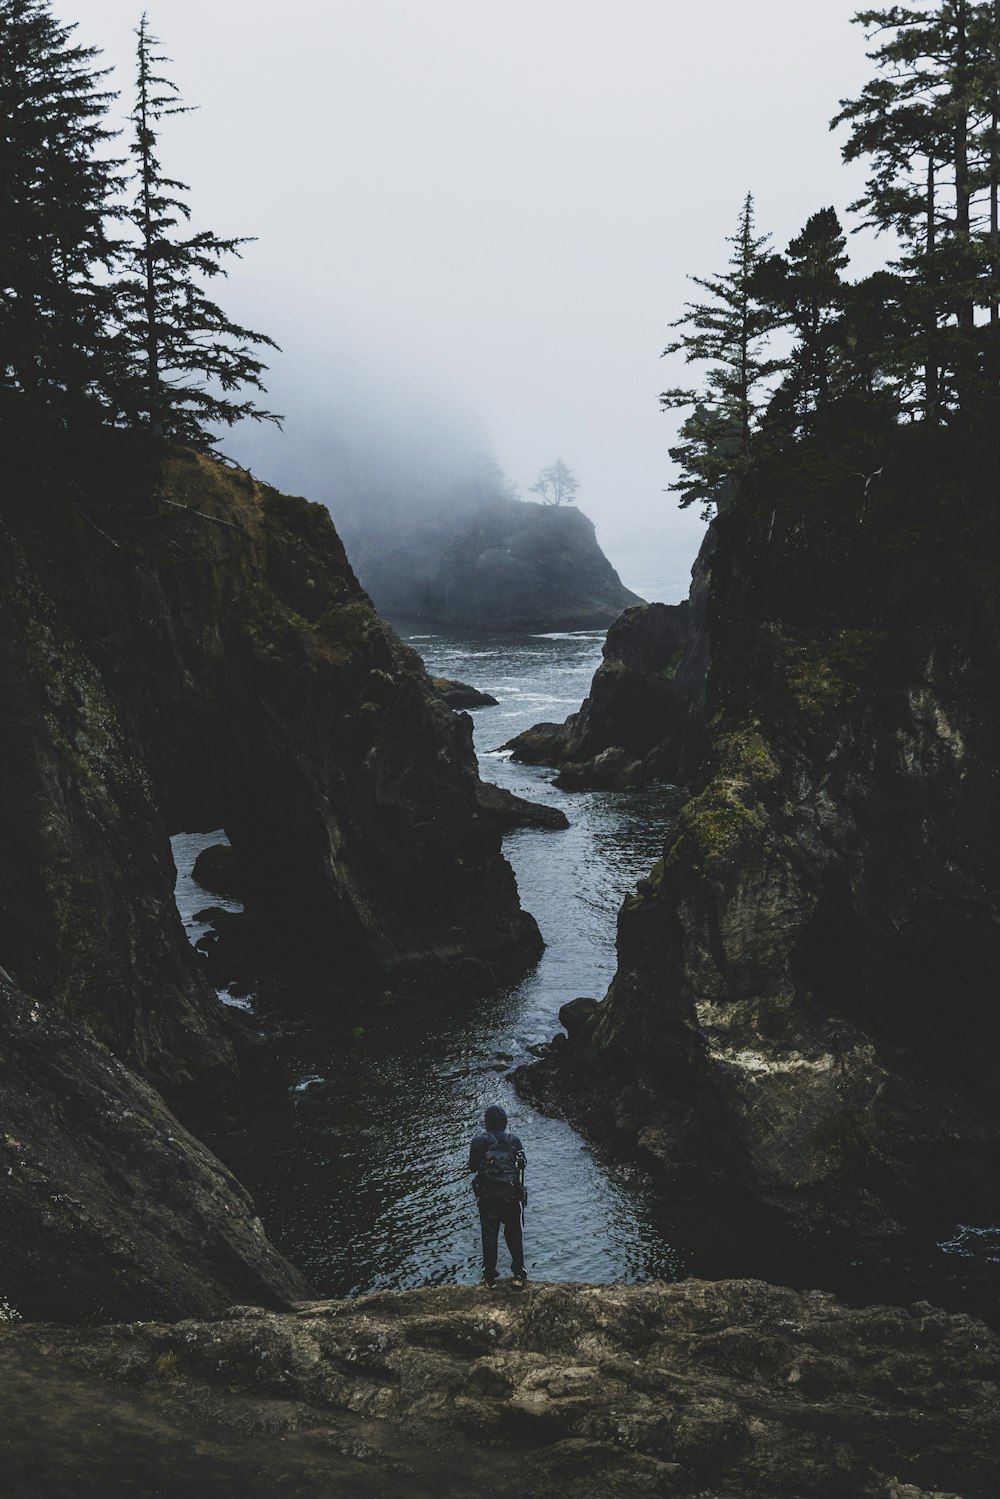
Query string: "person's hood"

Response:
xmin=484 ymin=1105 xmax=507 ymax=1131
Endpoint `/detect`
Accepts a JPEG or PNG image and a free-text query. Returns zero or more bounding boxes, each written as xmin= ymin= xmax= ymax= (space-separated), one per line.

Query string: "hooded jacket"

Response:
xmin=468 ymin=1105 xmax=525 ymax=1176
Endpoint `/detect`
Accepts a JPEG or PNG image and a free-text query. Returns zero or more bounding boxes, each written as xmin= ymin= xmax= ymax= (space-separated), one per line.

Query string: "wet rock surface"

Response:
xmin=432 ymin=675 xmax=500 ymax=708
xmin=474 ymin=777 xmax=571 ymax=832
xmin=503 ymin=550 xmax=711 ymax=789
xmin=2 ymin=1280 xmax=996 ymax=1498
xmin=191 ymin=842 xmax=246 ymax=899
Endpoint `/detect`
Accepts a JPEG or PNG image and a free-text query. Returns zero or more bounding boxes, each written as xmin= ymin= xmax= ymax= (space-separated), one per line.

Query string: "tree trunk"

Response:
xmin=954 ymin=0 xmax=974 ymax=333
xmin=926 ymin=154 xmax=939 ymax=419
xmin=137 ymin=24 xmax=161 ymax=437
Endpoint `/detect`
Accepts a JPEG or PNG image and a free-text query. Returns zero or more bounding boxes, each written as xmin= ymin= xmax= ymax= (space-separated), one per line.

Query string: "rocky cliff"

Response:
xmin=341 ymin=498 xmax=643 ymax=632
xmin=522 ymin=480 xmax=1000 ymax=1287
xmin=503 ymin=542 xmax=710 ymax=787
xmin=0 ymin=438 xmax=544 ymax=1319
xmin=2 ymin=1280 xmax=996 ymax=1498
xmin=0 ymin=970 xmax=310 ymax=1322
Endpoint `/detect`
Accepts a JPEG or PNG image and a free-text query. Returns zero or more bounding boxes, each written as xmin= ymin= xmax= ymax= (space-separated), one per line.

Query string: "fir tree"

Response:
xmin=832 ymin=2 xmax=997 ymax=417
xmin=660 ymin=193 xmax=783 ymax=514
xmin=0 ymin=0 xmax=121 ymax=428
xmin=115 ymin=14 xmax=279 ymax=443
xmin=755 ymin=209 xmax=851 ymax=428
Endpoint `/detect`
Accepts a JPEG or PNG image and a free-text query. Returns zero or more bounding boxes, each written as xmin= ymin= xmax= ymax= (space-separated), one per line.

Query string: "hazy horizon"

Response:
xmin=64 ymin=1 xmax=888 ymax=596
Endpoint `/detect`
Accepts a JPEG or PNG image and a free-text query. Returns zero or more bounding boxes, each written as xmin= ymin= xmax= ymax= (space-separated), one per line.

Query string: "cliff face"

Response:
xmin=0 ymin=971 xmax=309 ymax=1322
xmin=525 ymin=497 xmax=1000 ymax=1272
xmin=0 ymin=449 xmax=540 ymax=1101
xmin=342 ymin=499 xmax=643 ymax=632
xmin=2 ymin=1281 xmax=997 ymax=1498
xmin=503 ymin=543 xmax=711 ymax=787
xmin=0 ymin=441 xmax=543 ymax=1317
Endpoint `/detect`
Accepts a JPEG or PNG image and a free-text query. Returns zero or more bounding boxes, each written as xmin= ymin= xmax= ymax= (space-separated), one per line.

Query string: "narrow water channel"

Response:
xmin=173 ymin=625 xmax=689 ymax=1296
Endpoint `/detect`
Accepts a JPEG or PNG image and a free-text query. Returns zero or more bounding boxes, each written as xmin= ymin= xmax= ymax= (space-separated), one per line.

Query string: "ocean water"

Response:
xmin=174 ymin=621 xmax=692 ymax=1294
xmin=171 ymin=607 xmax=1000 ymax=1313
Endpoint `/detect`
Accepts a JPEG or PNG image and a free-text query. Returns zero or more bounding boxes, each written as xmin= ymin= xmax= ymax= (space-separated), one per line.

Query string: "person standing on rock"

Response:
xmin=468 ymin=1105 xmax=528 ymax=1290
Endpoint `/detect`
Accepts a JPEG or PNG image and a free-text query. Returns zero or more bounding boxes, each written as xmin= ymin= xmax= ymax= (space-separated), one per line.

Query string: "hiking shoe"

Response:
xmin=511 ymin=1272 xmax=528 ymax=1290
xmin=478 ymin=1276 xmax=496 ymax=1290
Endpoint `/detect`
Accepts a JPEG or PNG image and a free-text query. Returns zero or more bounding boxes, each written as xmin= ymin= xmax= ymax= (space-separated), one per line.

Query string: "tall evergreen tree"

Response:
xmin=0 ymin=0 xmax=121 ymax=427
xmin=660 ymin=193 xmax=782 ymax=514
xmin=115 ymin=14 xmax=279 ymax=443
xmin=832 ymin=2 xmax=997 ymax=417
xmin=755 ymin=208 xmax=851 ymax=428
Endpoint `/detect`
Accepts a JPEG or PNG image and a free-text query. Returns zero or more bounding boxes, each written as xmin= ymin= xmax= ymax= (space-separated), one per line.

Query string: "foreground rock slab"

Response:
xmin=2 ymin=1280 xmax=996 ymax=1497
xmin=0 ymin=973 xmax=309 ymax=1323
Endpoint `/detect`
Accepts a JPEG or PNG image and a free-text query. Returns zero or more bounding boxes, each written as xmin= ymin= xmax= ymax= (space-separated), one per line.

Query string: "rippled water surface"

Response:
xmin=175 ymin=624 xmax=693 ymax=1295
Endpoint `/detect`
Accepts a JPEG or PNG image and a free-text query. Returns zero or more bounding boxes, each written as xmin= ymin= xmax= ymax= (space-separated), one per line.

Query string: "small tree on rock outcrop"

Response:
xmin=529 ymin=458 xmax=578 ymax=505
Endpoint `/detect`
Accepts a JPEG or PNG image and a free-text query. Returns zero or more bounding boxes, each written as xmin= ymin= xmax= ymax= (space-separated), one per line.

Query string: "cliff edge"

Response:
xmin=0 ymin=438 xmax=544 ymax=1319
xmin=1 ymin=1280 xmax=995 ymax=1498
xmin=521 ymin=470 xmax=1000 ymax=1286
xmin=342 ymin=499 xmax=643 ymax=632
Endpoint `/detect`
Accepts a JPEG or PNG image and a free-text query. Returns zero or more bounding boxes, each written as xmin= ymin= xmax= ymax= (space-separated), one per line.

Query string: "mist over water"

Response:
xmin=229 ymin=356 xmax=706 ymax=605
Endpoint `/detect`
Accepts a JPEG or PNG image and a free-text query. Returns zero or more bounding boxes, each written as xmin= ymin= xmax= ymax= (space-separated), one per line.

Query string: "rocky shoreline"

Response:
xmin=0 ymin=441 xmax=551 ymax=1322
xmin=502 ymin=540 xmax=710 ymax=790
xmin=2 ymin=1279 xmax=995 ymax=1498
xmin=511 ymin=497 xmax=1000 ymax=1303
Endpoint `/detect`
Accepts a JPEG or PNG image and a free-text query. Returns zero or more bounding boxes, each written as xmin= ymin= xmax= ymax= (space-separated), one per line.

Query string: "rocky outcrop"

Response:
xmin=2 ymin=1280 xmax=997 ymax=1497
xmin=0 ymin=445 xmax=541 ymax=1112
xmin=192 ymin=843 xmax=246 ymax=899
xmin=522 ymin=495 xmax=1000 ymax=1284
xmin=473 ymin=778 xmax=570 ymax=832
xmin=432 ymin=676 xmax=499 ymax=708
xmin=0 ymin=971 xmax=309 ymax=1323
xmin=344 ymin=498 xmax=643 ymax=632
xmin=504 ymin=544 xmax=711 ymax=788
xmin=0 ymin=438 xmax=544 ymax=1319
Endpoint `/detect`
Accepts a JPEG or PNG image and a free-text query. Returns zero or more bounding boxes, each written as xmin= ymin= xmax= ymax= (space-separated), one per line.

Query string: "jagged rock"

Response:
xmin=432 ymin=676 xmax=499 ymax=709
xmin=558 ymin=996 xmax=599 ymax=1039
xmin=1 ymin=1280 xmax=997 ymax=1497
xmin=192 ymin=843 xmax=245 ymax=899
xmin=0 ymin=972 xmax=309 ymax=1323
xmin=345 ymin=499 xmax=643 ymax=632
xmin=522 ymin=499 xmax=1000 ymax=1289
xmin=504 ymin=566 xmax=711 ymax=788
xmin=0 ymin=444 xmax=541 ymax=1120
xmin=474 ymin=778 xmax=570 ymax=832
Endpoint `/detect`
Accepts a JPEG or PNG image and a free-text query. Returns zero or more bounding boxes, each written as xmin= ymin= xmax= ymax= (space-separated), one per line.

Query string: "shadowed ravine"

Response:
xmin=177 ymin=626 xmax=690 ymax=1295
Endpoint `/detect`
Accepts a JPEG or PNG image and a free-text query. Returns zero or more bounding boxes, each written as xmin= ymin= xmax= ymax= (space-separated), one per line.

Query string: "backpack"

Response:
xmin=476 ymin=1130 xmax=524 ymax=1206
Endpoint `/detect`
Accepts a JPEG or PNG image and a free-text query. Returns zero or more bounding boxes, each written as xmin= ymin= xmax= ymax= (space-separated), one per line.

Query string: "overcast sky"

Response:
xmin=67 ymin=0 xmax=884 ymax=593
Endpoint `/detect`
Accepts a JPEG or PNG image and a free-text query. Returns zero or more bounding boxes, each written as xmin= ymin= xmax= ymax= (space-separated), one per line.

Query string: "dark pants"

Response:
xmin=478 ymin=1196 xmax=524 ymax=1280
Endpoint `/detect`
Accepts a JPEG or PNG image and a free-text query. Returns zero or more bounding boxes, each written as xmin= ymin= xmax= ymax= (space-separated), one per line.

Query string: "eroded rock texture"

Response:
xmin=1 ymin=1280 xmax=995 ymax=1497
xmin=504 ymin=542 xmax=711 ymax=789
xmin=523 ymin=501 xmax=1000 ymax=1277
xmin=0 ymin=441 xmax=543 ymax=1319
xmin=0 ymin=447 xmax=541 ymax=1106
xmin=0 ymin=972 xmax=309 ymax=1322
